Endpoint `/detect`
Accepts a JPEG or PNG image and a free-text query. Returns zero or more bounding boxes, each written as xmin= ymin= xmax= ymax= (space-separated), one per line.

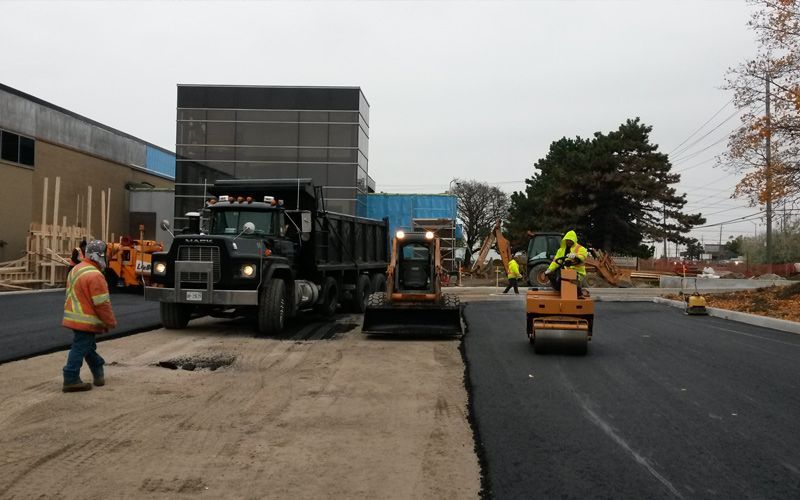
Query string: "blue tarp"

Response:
xmin=145 ymin=146 xmax=176 ymax=178
xmin=366 ymin=193 xmax=462 ymax=239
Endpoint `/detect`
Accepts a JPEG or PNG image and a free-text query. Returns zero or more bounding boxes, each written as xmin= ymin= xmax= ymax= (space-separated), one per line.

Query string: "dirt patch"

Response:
xmin=668 ymin=285 xmax=800 ymax=322
xmin=0 ymin=316 xmax=479 ymax=499
xmin=156 ymin=353 xmax=236 ymax=371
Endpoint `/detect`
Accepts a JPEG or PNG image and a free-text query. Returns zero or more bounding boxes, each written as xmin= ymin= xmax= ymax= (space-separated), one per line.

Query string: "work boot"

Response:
xmin=62 ymin=381 xmax=92 ymax=392
xmin=92 ymin=368 xmax=106 ymax=387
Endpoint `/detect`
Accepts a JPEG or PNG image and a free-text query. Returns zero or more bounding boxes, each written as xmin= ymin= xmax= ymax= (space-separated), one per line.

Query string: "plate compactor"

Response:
xmin=526 ymin=256 xmax=594 ymax=355
xmin=362 ymin=231 xmax=463 ymax=336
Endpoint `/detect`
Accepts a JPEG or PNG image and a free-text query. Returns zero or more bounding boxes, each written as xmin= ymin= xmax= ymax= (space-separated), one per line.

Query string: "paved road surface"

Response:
xmin=464 ymin=299 xmax=800 ymax=499
xmin=0 ymin=291 xmax=161 ymax=364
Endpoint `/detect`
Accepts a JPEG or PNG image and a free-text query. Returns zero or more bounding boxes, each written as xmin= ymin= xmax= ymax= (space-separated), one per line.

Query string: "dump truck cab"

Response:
xmin=146 ymin=179 xmax=390 ymax=335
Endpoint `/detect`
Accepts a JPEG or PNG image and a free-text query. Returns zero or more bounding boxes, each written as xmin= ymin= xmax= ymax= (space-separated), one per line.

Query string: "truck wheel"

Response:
xmin=314 ymin=277 xmax=339 ymax=316
xmin=367 ymin=292 xmax=388 ymax=307
xmin=371 ymin=273 xmax=387 ymax=294
xmin=258 ymin=279 xmax=287 ymax=335
xmin=529 ymin=263 xmax=550 ymax=287
xmin=160 ymin=302 xmax=191 ymax=329
xmin=351 ymin=275 xmax=372 ymax=314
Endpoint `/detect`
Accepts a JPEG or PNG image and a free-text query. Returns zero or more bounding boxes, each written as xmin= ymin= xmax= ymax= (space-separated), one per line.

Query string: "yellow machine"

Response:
xmin=106 ymin=225 xmax=164 ymax=289
xmin=683 ymin=280 xmax=708 ymax=315
xmin=526 ymin=256 xmax=594 ymax=355
xmin=362 ymin=230 xmax=463 ymax=336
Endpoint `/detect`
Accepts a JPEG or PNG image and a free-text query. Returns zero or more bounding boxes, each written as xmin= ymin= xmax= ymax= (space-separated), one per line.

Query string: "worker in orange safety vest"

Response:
xmin=62 ymin=239 xmax=117 ymax=392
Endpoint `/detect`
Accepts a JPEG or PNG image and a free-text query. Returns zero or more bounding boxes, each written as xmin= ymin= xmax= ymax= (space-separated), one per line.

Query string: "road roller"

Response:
xmin=526 ymin=256 xmax=594 ymax=355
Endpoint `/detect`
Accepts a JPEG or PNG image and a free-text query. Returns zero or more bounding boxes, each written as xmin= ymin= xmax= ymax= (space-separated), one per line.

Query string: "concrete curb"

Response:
xmin=651 ymin=297 xmax=800 ymax=336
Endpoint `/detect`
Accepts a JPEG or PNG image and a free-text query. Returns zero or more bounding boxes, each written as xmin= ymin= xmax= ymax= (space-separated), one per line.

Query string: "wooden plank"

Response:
xmin=106 ymin=188 xmax=111 ymax=243
xmin=87 ymin=186 xmax=93 ymax=239
xmin=100 ymin=189 xmax=106 ymax=242
xmin=51 ymin=177 xmax=61 ymax=285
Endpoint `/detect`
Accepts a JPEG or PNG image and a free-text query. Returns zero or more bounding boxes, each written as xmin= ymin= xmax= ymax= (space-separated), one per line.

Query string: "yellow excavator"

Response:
xmin=362 ymin=230 xmax=463 ymax=336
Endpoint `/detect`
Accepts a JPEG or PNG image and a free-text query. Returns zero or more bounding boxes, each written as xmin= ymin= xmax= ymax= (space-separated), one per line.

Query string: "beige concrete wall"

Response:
xmin=0 ymin=162 xmax=34 ymax=262
xmin=0 ymin=140 xmax=173 ymax=259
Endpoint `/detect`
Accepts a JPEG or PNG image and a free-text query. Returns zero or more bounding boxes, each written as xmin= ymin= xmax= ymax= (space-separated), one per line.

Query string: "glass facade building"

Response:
xmin=175 ymin=85 xmax=370 ymax=228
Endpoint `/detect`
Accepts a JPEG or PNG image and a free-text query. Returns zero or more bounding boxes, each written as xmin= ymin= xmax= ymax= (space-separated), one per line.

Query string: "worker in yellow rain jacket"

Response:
xmin=503 ymin=256 xmax=523 ymax=295
xmin=544 ymin=230 xmax=588 ymax=291
xmin=62 ymin=240 xmax=117 ymax=392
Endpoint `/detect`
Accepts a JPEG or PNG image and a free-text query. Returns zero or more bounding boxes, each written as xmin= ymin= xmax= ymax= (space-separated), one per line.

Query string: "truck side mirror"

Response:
xmin=160 ymin=219 xmax=171 ymax=231
xmin=243 ymin=222 xmax=256 ymax=235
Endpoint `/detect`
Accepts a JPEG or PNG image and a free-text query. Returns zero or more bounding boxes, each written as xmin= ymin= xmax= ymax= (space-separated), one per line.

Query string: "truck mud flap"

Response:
xmin=362 ymin=305 xmax=463 ymax=336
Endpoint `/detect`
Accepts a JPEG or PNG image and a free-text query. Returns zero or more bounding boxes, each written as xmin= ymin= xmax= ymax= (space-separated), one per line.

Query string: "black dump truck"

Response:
xmin=145 ymin=179 xmax=390 ymax=335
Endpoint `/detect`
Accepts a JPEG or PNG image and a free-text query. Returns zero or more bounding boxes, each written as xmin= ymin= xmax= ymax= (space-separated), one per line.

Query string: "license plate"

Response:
xmin=185 ymin=291 xmax=203 ymax=301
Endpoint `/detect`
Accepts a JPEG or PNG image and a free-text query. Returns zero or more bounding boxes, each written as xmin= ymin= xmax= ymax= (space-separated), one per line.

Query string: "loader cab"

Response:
xmin=394 ymin=231 xmax=436 ymax=293
xmin=527 ymin=233 xmax=563 ymax=262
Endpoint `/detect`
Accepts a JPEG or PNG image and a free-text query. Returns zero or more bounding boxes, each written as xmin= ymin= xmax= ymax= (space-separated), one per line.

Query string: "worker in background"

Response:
xmin=68 ymin=238 xmax=87 ymax=273
xmin=544 ymin=230 xmax=588 ymax=291
xmin=61 ymin=239 xmax=117 ymax=393
xmin=503 ymin=255 xmax=523 ymax=294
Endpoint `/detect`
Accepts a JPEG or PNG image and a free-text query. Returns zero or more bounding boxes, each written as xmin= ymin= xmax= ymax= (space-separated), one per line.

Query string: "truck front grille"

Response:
xmin=178 ymin=246 xmax=221 ymax=283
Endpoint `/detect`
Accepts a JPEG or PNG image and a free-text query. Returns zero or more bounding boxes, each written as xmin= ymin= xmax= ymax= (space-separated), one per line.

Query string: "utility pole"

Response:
xmin=662 ymin=204 xmax=667 ymax=260
xmin=765 ymin=72 xmax=773 ymax=272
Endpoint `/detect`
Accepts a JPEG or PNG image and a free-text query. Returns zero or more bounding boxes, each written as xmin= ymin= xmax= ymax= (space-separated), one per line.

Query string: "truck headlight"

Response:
xmin=154 ymin=262 xmax=167 ymax=275
xmin=241 ymin=264 xmax=256 ymax=277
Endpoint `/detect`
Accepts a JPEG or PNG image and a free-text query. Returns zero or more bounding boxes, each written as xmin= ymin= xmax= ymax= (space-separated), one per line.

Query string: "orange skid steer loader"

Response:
xmin=526 ymin=256 xmax=594 ymax=355
xmin=362 ymin=231 xmax=463 ymax=336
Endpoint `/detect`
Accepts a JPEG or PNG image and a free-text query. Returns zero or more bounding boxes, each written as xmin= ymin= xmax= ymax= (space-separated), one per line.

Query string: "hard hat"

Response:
xmin=85 ymin=239 xmax=108 ymax=270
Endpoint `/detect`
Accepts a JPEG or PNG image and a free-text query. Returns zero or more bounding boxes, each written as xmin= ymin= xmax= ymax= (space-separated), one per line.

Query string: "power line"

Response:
xmin=670 ymin=107 xmax=741 ymax=159
xmin=668 ymin=99 xmax=733 ymax=155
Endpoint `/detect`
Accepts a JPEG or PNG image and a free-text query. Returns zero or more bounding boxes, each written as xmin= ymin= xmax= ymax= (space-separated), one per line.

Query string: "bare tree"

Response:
xmin=449 ymin=179 xmax=510 ymax=266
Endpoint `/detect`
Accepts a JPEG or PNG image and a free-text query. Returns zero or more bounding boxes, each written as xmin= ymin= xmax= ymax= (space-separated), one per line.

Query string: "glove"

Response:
xmin=567 ymin=253 xmax=577 ymax=259
xmin=544 ymin=269 xmax=552 ymax=275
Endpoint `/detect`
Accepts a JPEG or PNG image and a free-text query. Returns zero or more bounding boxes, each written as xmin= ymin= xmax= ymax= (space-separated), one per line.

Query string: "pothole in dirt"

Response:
xmin=154 ymin=353 xmax=236 ymax=372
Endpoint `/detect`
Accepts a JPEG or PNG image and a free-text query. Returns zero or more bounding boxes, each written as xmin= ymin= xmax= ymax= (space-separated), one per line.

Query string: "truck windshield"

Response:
xmin=210 ymin=210 xmax=274 ymax=236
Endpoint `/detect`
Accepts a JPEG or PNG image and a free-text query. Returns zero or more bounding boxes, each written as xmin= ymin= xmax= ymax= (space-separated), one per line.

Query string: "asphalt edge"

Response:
xmin=0 ymin=287 xmax=65 ymax=296
xmin=595 ymin=295 xmax=800 ymax=336
xmin=0 ymin=323 xmax=163 ymax=366
xmin=458 ymin=303 xmax=494 ymax=499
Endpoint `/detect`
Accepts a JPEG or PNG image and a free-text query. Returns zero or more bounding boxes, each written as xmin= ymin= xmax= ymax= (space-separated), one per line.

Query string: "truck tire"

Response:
xmin=443 ymin=293 xmax=460 ymax=309
xmin=367 ymin=292 xmax=388 ymax=307
xmin=160 ymin=302 xmax=191 ymax=329
xmin=371 ymin=273 xmax=387 ymax=294
xmin=258 ymin=279 xmax=287 ymax=336
xmin=314 ymin=277 xmax=339 ymax=316
xmin=351 ymin=275 xmax=372 ymax=314
xmin=529 ymin=263 xmax=551 ymax=287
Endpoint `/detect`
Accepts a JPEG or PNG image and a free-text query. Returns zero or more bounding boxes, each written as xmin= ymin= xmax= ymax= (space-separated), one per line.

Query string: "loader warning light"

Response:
xmin=396 ymin=230 xmax=405 ymax=239
xmin=425 ymin=231 xmax=434 ymax=240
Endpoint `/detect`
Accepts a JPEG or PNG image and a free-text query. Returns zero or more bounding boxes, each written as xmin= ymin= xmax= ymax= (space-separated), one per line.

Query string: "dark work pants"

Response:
xmin=503 ymin=278 xmax=519 ymax=294
xmin=63 ymin=330 xmax=105 ymax=384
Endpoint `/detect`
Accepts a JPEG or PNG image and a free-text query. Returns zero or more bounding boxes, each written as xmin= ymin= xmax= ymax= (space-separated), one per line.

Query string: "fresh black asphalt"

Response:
xmin=0 ymin=290 xmax=161 ymax=364
xmin=464 ymin=300 xmax=800 ymax=499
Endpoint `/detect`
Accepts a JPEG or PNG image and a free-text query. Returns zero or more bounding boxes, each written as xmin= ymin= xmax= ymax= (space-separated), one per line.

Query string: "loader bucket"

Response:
xmin=531 ymin=318 xmax=589 ymax=355
xmin=362 ymin=302 xmax=463 ymax=336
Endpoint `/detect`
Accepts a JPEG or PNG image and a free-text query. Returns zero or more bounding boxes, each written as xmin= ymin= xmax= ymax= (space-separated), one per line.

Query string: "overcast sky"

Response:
xmin=1 ymin=0 xmax=766 ymax=251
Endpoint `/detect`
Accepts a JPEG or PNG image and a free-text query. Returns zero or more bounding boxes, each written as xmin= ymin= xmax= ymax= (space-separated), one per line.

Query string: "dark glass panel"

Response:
xmin=236 ymin=122 xmax=298 ymax=146
xmin=327 ymin=148 xmax=358 ymax=163
xmin=177 ymin=121 xmax=206 ymax=145
xmin=329 ymin=111 xmax=358 ymax=123
xmin=1 ymin=131 xmax=19 ymax=163
xmin=358 ymin=127 xmax=369 ymax=158
xmin=205 ymin=146 xmax=235 ymax=161
xmin=206 ymin=121 xmax=235 ymax=145
xmin=328 ymin=124 xmax=358 ymax=147
xmin=235 ymin=146 xmax=298 ymax=162
xmin=176 ymin=145 xmax=205 ymax=160
xmin=234 ymin=162 xmax=299 ymax=180
xmin=299 ymin=111 xmax=328 ymax=122
xmin=298 ymin=148 xmax=328 ymax=162
xmin=19 ymin=137 xmax=34 ymax=166
xmin=298 ymin=164 xmax=328 ymax=186
xmin=299 ymin=123 xmax=328 ymax=147
xmin=236 ymin=110 xmax=298 ymax=122
xmin=357 ymin=167 xmax=367 ymax=192
xmin=177 ymin=109 xmax=207 ymax=120
xmin=358 ymin=151 xmax=368 ymax=170
xmin=207 ymin=110 xmax=236 ymax=121
xmin=327 ymin=165 xmax=356 ymax=187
